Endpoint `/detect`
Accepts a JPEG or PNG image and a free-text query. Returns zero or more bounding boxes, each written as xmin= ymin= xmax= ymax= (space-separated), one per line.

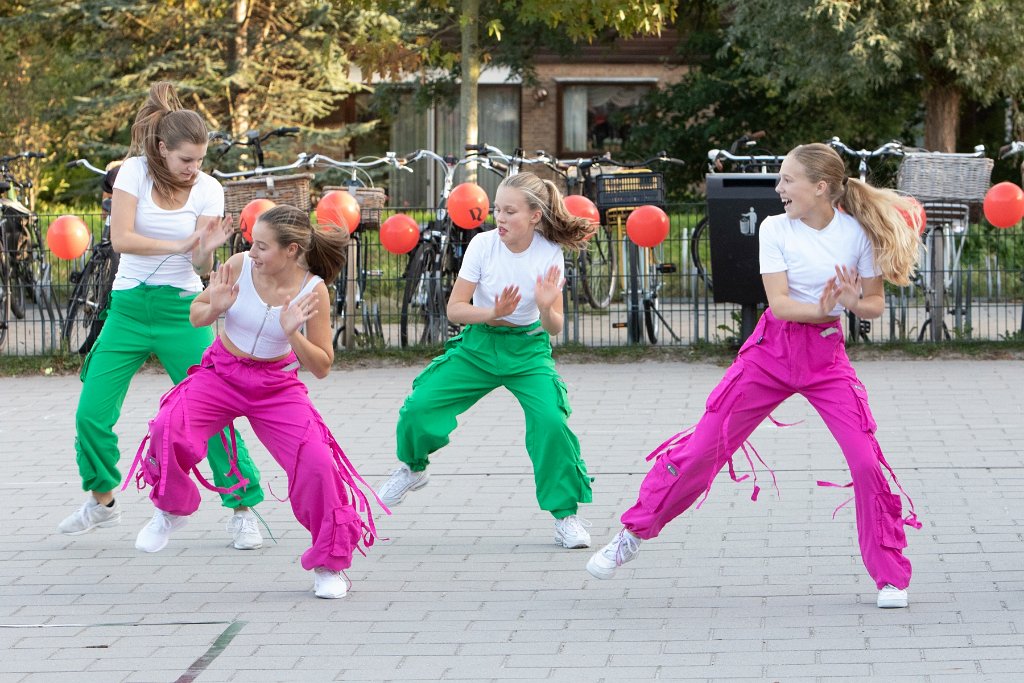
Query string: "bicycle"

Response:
xmin=695 ymin=142 xmax=787 ymax=342
xmin=398 ymin=149 xmax=486 ymax=348
xmin=467 ymin=144 xmax=593 ymax=341
xmin=998 ymin=140 xmax=1024 ymax=337
xmin=896 ymin=147 xmax=992 ymax=341
xmin=61 ymin=158 xmax=121 ymax=355
xmin=209 ymin=127 xmax=314 ymax=254
xmin=1 ymin=151 xmax=55 ymax=349
xmin=590 ymin=152 xmax=685 ymax=344
xmin=827 ymin=137 xmax=906 ymax=343
xmin=535 ymin=152 xmax=617 ymax=309
xmin=307 ymin=152 xmax=410 ymax=350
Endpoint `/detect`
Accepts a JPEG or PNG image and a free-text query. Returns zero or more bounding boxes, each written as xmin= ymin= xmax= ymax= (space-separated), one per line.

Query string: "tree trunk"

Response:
xmin=460 ymin=0 xmax=480 ymax=183
xmin=924 ymin=83 xmax=960 ymax=153
xmin=231 ymin=0 xmax=252 ymax=136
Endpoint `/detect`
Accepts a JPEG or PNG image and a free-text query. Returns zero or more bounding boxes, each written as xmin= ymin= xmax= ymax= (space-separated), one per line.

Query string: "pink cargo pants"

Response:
xmin=125 ymin=338 xmax=382 ymax=572
xmin=620 ymin=309 xmax=919 ymax=590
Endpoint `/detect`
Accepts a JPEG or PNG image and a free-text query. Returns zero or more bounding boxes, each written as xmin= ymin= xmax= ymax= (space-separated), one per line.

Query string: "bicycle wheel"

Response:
xmin=581 ymin=225 xmax=617 ymax=308
xmin=8 ymin=219 xmax=31 ymax=319
xmin=0 ymin=252 xmax=10 ymax=348
xmin=643 ymin=251 xmax=661 ymax=344
xmin=625 ymin=241 xmax=643 ymax=344
xmin=928 ymin=226 xmax=945 ymax=342
xmin=62 ymin=251 xmax=115 ymax=355
xmin=400 ymin=241 xmax=446 ymax=348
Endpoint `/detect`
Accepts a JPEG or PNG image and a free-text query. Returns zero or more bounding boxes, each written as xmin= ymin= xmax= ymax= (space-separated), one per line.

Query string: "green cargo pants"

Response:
xmin=396 ymin=322 xmax=592 ymax=518
xmin=74 ymin=285 xmax=263 ymax=508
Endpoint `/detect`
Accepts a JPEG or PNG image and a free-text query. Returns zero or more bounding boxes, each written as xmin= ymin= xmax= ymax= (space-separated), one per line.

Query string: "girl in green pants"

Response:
xmin=376 ymin=172 xmax=595 ymax=549
xmin=58 ymin=82 xmax=264 ymax=549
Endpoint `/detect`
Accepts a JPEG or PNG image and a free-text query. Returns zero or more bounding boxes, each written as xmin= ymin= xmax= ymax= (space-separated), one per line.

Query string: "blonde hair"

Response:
xmin=127 ymin=82 xmax=209 ymax=203
xmin=497 ymin=173 xmax=596 ymax=251
xmin=788 ymin=143 xmax=920 ymax=286
xmin=257 ymin=205 xmax=349 ymax=282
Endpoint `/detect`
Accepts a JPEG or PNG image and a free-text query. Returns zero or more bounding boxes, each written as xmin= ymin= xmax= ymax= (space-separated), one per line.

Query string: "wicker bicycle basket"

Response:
xmin=322 ymin=186 xmax=388 ymax=229
xmin=896 ymin=155 xmax=993 ymax=204
xmin=223 ymin=173 xmax=315 ymax=214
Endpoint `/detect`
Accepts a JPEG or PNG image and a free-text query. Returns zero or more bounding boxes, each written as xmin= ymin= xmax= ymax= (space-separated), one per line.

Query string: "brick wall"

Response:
xmin=520 ymin=62 xmax=688 ymax=157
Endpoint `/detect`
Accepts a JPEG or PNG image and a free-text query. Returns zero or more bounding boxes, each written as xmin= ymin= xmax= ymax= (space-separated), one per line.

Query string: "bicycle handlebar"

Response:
xmin=0 ymin=151 xmax=46 ymax=163
xmin=309 ymin=152 xmax=413 ymax=174
xmin=999 ymin=141 xmax=1024 ymax=158
xmin=212 ymin=153 xmax=314 ymax=179
xmin=827 ymin=137 xmax=905 ymax=159
xmin=66 ymin=159 xmax=106 ymax=175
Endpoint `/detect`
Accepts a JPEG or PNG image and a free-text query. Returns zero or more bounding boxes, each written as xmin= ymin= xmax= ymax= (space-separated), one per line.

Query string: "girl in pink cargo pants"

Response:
xmin=125 ymin=205 xmax=382 ymax=599
xmin=587 ymin=143 xmax=923 ymax=609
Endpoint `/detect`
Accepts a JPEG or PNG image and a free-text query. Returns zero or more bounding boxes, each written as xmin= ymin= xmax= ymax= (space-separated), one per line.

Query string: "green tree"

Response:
xmin=1 ymin=1 xmax=402 ymax=168
xmin=625 ymin=1 xmax=922 ymax=196
xmin=372 ymin=0 xmax=677 ymax=175
xmin=722 ymin=0 xmax=1024 ymax=152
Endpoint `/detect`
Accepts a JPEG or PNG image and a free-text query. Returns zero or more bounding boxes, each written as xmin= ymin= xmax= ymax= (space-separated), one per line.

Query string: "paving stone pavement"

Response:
xmin=1 ymin=357 xmax=1023 ymax=682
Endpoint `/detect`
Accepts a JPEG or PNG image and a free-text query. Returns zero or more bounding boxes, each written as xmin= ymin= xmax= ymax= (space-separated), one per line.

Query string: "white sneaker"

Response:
xmin=877 ymin=584 xmax=909 ymax=608
xmin=135 ymin=509 xmax=188 ymax=553
xmin=586 ymin=528 xmax=642 ymax=579
xmin=554 ymin=515 xmax=591 ymax=549
xmin=313 ymin=567 xmax=351 ymax=599
xmin=226 ymin=510 xmax=263 ymax=550
xmin=376 ymin=464 xmax=429 ymax=506
xmin=57 ymin=497 xmax=122 ymax=535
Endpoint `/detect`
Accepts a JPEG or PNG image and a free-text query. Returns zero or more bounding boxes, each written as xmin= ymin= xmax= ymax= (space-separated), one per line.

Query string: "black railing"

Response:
xmin=3 ymin=205 xmax=1023 ymax=355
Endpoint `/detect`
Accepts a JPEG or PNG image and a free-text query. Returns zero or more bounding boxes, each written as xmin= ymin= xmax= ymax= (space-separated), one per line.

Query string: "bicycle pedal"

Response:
xmin=611 ymin=322 xmax=627 ymax=329
xmin=657 ymin=263 xmax=677 ymax=274
xmin=366 ymin=269 xmax=384 ymax=277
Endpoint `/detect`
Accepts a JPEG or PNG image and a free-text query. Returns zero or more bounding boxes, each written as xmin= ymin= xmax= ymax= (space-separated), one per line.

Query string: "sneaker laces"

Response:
xmin=559 ymin=515 xmax=592 ymax=536
xmin=380 ymin=466 xmax=416 ymax=495
xmin=145 ymin=510 xmax=175 ymax=533
xmin=611 ymin=530 xmax=640 ymax=567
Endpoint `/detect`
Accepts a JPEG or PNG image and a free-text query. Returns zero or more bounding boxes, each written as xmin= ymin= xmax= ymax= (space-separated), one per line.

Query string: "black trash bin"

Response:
xmin=704 ymin=173 xmax=783 ymax=340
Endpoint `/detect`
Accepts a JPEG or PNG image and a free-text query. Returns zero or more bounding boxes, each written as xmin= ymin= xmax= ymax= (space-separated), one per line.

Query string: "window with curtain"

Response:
xmin=560 ymin=83 xmax=653 ymax=156
xmin=390 ymin=86 xmax=521 ymax=207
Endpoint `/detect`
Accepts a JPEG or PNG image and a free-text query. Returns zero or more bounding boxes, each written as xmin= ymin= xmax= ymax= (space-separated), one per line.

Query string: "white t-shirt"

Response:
xmin=112 ymin=156 xmax=224 ymax=292
xmin=759 ymin=210 xmax=881 ymax=316
xmin=458 ymin=229 xmax=564 ymax=326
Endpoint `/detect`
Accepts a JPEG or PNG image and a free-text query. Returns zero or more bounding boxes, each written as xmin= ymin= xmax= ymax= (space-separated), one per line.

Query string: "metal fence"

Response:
xmin=3 ymin=205 xmax=1023 ymax=356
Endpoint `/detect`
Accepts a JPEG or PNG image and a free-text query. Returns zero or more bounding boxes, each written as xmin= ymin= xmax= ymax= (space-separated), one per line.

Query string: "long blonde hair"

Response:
xmin=788 ymin=143 xmax=920 ymax=286
xmin=128 ymin=82 xmax=209 ymax=203
xmin=497 ymin=173 xmax=596 ymax=251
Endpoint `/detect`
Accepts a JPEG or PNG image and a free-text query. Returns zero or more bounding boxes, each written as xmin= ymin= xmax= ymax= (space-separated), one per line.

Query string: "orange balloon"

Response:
xmin=897 ymin=197 xmax=927 ymax=235
xmin=983 ymin=181 xmax=1024 ymax=229
xmin=46 ymin=215 xmax=91 ymax=260
xmin=564 ymin=195 xmax=600 ymax=224
xmin=380 ymin=213 xmax=420 ymax=254
xmin=447 ymin=183 xmax=490 ymax=229
xmin=626 ymin=205 xmax=670 ymax=247
xmin=318 ymin=190 xmax=361 ymax=233
xmin=240 ymin=199 xmax=276 ymax=243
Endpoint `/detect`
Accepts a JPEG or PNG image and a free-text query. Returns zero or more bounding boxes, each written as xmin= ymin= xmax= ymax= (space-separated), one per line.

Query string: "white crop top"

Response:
xmin=223 ymin=253 xmax=323 ymax=358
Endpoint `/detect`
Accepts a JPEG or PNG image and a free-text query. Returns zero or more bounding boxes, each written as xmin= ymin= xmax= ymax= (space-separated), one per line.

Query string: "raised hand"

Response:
xmin=830 ymin=265 xmax=862 ymax=311
xmin=207 ymin=262 xmax=239 ymax=315
xmin=281 ymin=291 xmax=320 ymax=337
xmin=534 ymin=265 xmax=565 ymax=312
xmin=197 ymin=214 xmax=237 ymax=254
xmin=492 ymin=284 xmax=521 ymax=320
